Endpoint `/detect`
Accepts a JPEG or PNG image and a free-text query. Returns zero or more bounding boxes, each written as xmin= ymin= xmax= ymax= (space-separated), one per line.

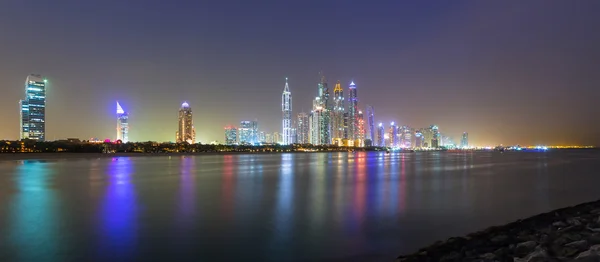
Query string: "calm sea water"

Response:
xmin=1 ymin=151 xmax=599 ymax=262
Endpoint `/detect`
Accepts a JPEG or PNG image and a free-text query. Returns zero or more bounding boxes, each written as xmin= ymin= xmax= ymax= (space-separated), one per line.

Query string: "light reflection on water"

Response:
xmin=1 ymin=151 xmax=600 ymax=261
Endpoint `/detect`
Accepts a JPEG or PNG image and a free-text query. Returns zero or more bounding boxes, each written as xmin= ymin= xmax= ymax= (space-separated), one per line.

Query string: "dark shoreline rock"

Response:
xmin=396 ymin=200 xmax=600 ymax=262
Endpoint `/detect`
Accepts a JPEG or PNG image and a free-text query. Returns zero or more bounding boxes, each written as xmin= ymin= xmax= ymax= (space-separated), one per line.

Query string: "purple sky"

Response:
xmin=1 ymin=0 xmax=599 ymax=146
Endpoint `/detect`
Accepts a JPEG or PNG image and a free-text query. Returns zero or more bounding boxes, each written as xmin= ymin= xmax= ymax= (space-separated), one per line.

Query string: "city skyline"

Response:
xmin=1 ymin=1 xmax=599 ymax=146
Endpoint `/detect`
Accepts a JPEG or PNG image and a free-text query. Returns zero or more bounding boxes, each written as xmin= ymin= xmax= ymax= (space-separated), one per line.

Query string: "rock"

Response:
xmin=480 ymin=252 xmax=496 ymax=260
xmin=558 ymin=247 xmax=581 ymax=257
xmin=491 ymin=234 xmax=509 ymax=243
xmin=570 ymin=218 xmax=584 ymax=226
xmin=574 ymin=250 xmax=600 ymax=261
xmin=554 ymin=221 xmax=568 ymax=228
xmin=566 ymin=240 xmax=589 ymax=250
xmin=590 ymin=209 xmax=600 ymax=215
xmin=591 ymin=245 xmax=600 ymax=252
xmin=516 ymin=241 xmax=538 ymax=257
xmin=439 ymin=251 xmax=461 ymax=262
xmin=515 ymin=248 xmax=549 ymax=262
xmin=591 ymin=234 xmax=600 ymax=245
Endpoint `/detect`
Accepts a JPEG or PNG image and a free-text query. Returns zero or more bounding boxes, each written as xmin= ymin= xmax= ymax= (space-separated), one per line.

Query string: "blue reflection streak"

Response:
xmin=8 ymin=161 xmax=62 ymax=262
xmin=98 ymin=157 xmax=137 ymax=260
xmin=178 ymin=156 xmax=196 ymax=226
xmin=274 ymin=154 xmax=294 ymax=242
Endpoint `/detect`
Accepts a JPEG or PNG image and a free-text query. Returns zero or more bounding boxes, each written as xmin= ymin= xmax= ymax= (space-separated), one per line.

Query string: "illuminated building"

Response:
xmin=309 ymin=97 xmax=324 ymax=145
xmin=399 ymin=125 xmax=412 ymax=148
xmin=258 ymin=131 xmax=266 ymax=143
xmin=461 ymin=132 xmax=469 ymax=148
xmin=224 ymin=126 xmax=238 ymax=145
xmin=176 ymin=102 xmax=195 ymax=144
xmin=265 ymin=133 xmax=273 ymax=144
xmin=317 ymin=73 xmax=331 ymax=144
xmin=366 ymin=105 xmax=375 ymax=143
xmin=116 ymin=101 xmax=129 ymax=143
xmin=331 ymin=80 xmax=345 ymax=141
xmin=415 ymin=130 xmax=424 ymax=148
xmin=430 ymin=125 xmax=440 ymax=148
xmin=239 ymin=120 xmax=258 ymax=144
xmin=347 ymin=81 xmax=359 ymax=140
xmin=273 ymin=132 xmax=281 ymax=144
xmin=356 ymin=110 xmax=365 ymax=147
xmin=297 ymin=112 xmax=309 ymax=144
xmin=388 ymin=122 xmax=398 ymax=147
xmin=20 ymin=74 xmax=46 ymax=141
xmin=281 ymin=77 xmax=293 ymax=145
xmin=290 ymin=128 xmax=297 ymax=144
xmin=376 ymin=123 xmax=385 ymax=146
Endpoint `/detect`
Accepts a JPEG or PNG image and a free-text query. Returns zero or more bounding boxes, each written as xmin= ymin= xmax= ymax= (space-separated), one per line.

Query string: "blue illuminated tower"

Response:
xmin=20 ymin=74 xmax=47 ymax=141
xmin=282 ymin=78 xmax=292 ymax=145
xmin=116 ymin=101 xmax=129 ymax=142
xmin=377 ymin=123 xmax=385 ymax=146
xmin=366 ymin=105 xmax=375 ymax=143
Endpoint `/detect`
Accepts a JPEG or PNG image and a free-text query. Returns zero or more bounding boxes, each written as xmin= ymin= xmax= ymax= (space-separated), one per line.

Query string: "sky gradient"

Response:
xmin=1 ymin=0 xmax=599 ymax=146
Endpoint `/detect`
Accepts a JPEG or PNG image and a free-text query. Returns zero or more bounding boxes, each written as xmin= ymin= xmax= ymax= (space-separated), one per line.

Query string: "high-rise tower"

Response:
xmin=376 ymin=123 xmax=385 ymax=147
xmin=461 ymin=132 xmax=469 ymax=148
xmin=20 ymin=74 xmax=46 ymax=141
xmin=331 ymin=80 xmax=345 ymax=143
xmin=357 ymin=110 xmax=365 ymax=147
xmin=388 ymin=122 xmax=398 ymax=147
xmin=282 ymin=78 xmax=293 ymax=145
xmin=297 ymin=112 xmax=309 ymax=144
xmin=366 ymin=105 xmax=375 ymax=143
xmin=176 ymin=102 xmax=196 ymax=144
xmin=116 ymin=101 xmax=129 ymax=143
xmin=348 ymin=81 xmax=359 ymax=140
xmin=317 ymin=73 xmax=330 ymax=144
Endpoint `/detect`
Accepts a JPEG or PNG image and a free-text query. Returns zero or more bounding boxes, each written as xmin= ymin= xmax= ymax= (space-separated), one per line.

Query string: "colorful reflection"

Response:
xmin=177 ymin=156 xmax=196 ymax=227
xmin=220 ymin=155 xmax=235 ymax=220
xmin=8 ymin=161 xmax=63 ymax=262
xmin=97 ymin=157 xmax=137 ymax=260
xmin=271 ymin=154 xmax=295 ymax=245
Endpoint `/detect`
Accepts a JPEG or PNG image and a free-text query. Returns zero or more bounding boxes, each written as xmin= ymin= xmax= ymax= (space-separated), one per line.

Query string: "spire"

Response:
xmin=350 ymin=80 xmax=356 ymax=87
xmin=333 ymin=80 xmax=342 ymax=92
xmin=283 ymin=77 xmax=290 ymax=93
xmin=319 ymin=71 xmax=326 ymax=83
xmin=116 ymin=101 xmax=124 ymax=114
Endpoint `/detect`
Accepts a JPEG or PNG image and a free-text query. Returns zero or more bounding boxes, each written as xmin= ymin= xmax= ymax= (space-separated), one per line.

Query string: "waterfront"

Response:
xmin=1 ymin=151 xmax=599 ymax=261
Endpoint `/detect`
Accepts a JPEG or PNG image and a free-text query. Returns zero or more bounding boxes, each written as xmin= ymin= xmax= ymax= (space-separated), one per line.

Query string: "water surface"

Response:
xmin=1 ymin=151 xmax=599 ymax=261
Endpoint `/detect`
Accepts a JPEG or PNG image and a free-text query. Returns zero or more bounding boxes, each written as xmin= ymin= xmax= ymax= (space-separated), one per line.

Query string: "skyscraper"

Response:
xmin=376 ymin=122 xmax=385 ymax=146
xmin=415 ymin=129 xmax=424 ymax=148
xmin=331 ymin=80 xmax=345 ymax=142
xmin=347 ymin=81 xmax=359 ymax=140
xmin=309 ymin=97 xmax=324 ymax=145
xmin=281 ymin=78 xmax=293 ymax=145
xmin=318 ymin=73 xmax=331 ymax=144
xmin=388 ymin=122 xmax=398 ymax=147
xmin=116 ymin=101 xmax=129 ymax=143
xmin=225 ymin=126 xmax=238 ymax=145
xmin=461 ymin=132 xmax=469 ymax=148
xmin=356 ymin=110 xmax=365 ymax=147
xmin=239 ymin=120 xmax=258 ymax=144
xmin=297 ymin=112 xmax=309 ymax=144
xmin=430 ymin=125 xmax=440 ymax=148
xmin=176 ymin=102 xmax=196 ymax=144
xmin=366 ymin=105 xmax=375 ymax=143
xmin=20 ymin=74 xmax=46 ymax=141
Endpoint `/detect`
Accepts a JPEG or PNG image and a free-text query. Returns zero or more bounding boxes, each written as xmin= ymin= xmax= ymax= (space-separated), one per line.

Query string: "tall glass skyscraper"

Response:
xmin=461 ymin=132 xmax=469 ymax=148
xmin=116 ymin=101 xmax=129 ymax=142
xmin=331 ymin=80 xmax=345 ymax=141
xmin=297 ymin=112 xmax=309 ymax=144
xmin=388 ymin=122 xmax=398 ymax=147
xmin=366 ymin=105 xmax=375 ymax=143
xmin=176 ymin=102 xmax=196 ymax=144
xmin=281 ymin=78 xmax=292 ymax=145
xmin=348 ymin=81 xmax=359 ymax=140
xmin=225 ymin=126 xmax=238 ymax=145
xmin=377 ymin=123 xmax=385 ymax=147
xmin=317 ymin=73 xmax=330 ymax=144
xmin=20 ymin=74 xmax=46 ymax=141
xmin=239 ymin=120 xmax=258 ymax=144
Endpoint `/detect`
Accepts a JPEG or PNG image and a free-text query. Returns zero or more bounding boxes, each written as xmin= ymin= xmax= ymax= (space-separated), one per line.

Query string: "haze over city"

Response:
xmin=1 ymin=1 xmax=599 ymax=146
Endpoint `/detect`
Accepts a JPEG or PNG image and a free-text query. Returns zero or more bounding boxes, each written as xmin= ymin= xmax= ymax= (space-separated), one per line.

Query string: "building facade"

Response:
xmin=176 ymin=102 xmax=196 ymax=144
xmin=116 ymin=101 xmax=129 ymax=143
xmin=461 ymin=132 xmax=469 ymax=148
xmin=366 ymin=105 xmax=375 ymax=143
xmin=239 ymin=120 xmax=258 ymax=144
xmin=297 ymin=112 xmax=309 ymax=144
xmin=388 ymin=122 xmax=398 ymax=147
xmin=347 ymin=81 xmax=359 ymax=140
xmin=281 ymin=78 xmax=293 ymax=145
xmin=331 ymin=80 xmax=345 ymax=142
xmin=376 ymin=123 xmax=385 ymax=147
xmin=20 ymin=74 xmax=46 ymax=141
xmin=225 ymin=126 xmax=238 ymax=145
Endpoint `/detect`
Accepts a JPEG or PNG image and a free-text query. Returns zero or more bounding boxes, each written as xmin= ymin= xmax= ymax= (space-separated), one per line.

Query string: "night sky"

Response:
xmin=1 ymin=0 xmax=599 ymax=146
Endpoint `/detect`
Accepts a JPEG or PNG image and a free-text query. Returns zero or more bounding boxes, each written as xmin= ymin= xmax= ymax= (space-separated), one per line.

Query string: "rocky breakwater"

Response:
xmin=397 ymin=200 xmax=600 ymax=262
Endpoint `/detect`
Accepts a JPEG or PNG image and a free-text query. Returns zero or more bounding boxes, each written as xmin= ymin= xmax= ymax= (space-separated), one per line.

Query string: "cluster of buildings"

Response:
xmin=15 ymin=73 xmax=469 ymax=148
